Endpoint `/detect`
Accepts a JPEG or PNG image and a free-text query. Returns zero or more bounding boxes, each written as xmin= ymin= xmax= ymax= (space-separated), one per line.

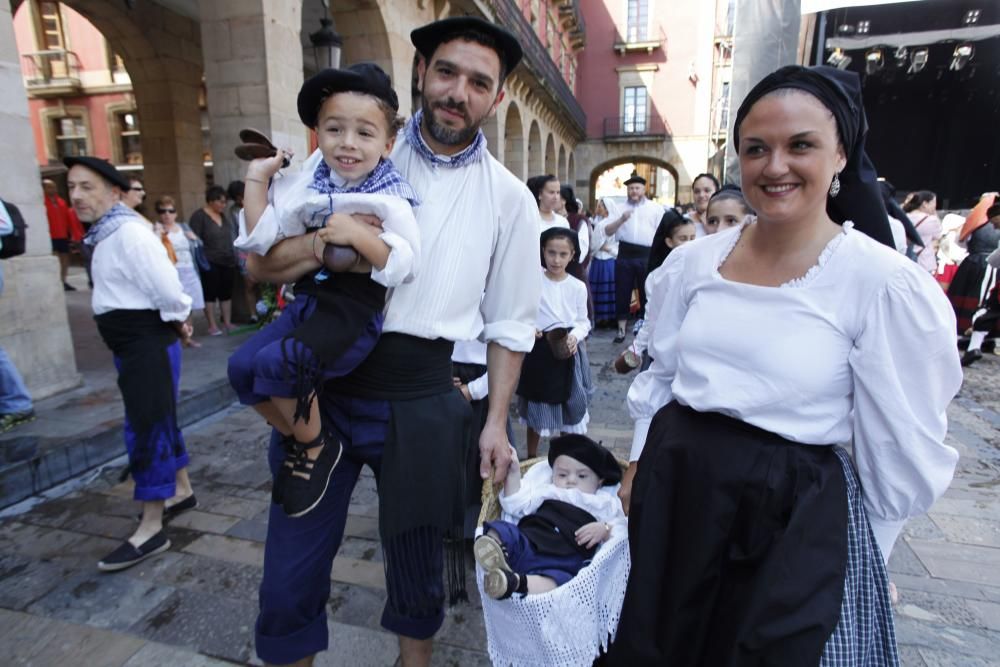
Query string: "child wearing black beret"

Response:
xmin=475 ymin=434 xmax=626 ymax=599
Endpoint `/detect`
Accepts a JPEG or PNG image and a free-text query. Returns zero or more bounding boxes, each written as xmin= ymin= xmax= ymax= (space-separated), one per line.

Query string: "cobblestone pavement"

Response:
xmin=0 ymin=327 xmax=998 ymax=666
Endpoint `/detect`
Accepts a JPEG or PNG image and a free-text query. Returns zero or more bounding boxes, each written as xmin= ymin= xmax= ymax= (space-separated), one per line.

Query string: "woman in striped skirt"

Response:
xmin=589 ymin=197 xmax=619 ymax=327
xmin=608 ymin=65 xmax=962 ymax=666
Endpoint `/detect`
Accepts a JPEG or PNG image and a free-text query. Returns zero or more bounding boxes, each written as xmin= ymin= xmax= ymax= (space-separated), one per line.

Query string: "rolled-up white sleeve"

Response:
xmin=328 ymin=194 xmax=421 ymax=288
xmin=627 ymin=248 xmax=690 ymax=461
xmin=480 ymin=188 xmax=541 ymax=352
xmin=234 ymin=205 xmax=285 ymax=256
xmin=121 ymin=225 xmax=191 ymax=322
xmin=849 ymin=265 xmax=962 ymax=562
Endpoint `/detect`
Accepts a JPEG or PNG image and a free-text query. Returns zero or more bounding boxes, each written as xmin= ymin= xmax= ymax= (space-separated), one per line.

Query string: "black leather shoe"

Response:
xmin=961 ymin=349 xmax=983 ymax=367
xmin=98 ymin=531 xmax=170 ymax=572
xmin=613 ymin=333 xmax=626 ymax=344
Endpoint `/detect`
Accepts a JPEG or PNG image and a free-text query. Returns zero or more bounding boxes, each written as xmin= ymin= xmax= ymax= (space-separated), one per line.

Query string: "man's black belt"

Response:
xmin=618 ymin=241 xmax=651 ymax=260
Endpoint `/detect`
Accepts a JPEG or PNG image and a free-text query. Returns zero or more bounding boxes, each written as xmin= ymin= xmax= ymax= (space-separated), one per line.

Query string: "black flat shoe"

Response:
xmin=961 ymin=349 xmax=983 ymax=367
xmin=98 ymin=531 xmax=170 ymax=572
xmin=135 ymin=494 xmax=198 ymax=521
xmin=613 ymin=333 xmax=626 ymax=344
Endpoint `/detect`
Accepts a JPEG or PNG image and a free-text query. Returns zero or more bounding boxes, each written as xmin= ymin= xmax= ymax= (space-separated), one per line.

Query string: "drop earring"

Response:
xmin=829 ymin=172 xmax=841 ymax=197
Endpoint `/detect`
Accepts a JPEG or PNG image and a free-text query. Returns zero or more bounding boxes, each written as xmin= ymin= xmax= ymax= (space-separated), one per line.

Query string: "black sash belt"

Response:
xmin=618 ymin=240 xmax=651 ymax=261
xmin=332 ymin=332 xmax=454 ymax=400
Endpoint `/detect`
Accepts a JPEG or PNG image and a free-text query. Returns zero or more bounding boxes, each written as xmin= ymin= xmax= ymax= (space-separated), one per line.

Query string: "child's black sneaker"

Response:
xmin=280 ymin=436 xmax=343 ymax=518
xmin=483 ymin=568 xmax=524 ymax=600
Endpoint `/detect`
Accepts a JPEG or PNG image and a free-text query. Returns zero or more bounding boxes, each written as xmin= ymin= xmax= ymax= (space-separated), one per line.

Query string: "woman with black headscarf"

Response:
xmin=608 ymin=65 xmax=961 ymax=665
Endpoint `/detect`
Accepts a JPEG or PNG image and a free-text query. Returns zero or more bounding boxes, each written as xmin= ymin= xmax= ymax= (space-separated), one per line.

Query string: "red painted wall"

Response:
xmin=576 ymin=0 xmax=703 ymax=140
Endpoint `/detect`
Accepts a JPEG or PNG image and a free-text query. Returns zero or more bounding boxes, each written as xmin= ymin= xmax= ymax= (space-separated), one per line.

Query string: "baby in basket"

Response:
xmin=475 ymin=434 xmax=626 ymax=599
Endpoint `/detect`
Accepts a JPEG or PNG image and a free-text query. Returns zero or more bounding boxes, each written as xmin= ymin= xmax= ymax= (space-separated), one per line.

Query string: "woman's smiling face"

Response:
xmin=738 ymin=90 xmax=846 ymax=227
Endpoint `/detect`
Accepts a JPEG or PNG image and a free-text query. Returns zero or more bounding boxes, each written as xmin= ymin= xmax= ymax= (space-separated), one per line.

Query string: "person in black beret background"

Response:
xmin=474 ymin=434 xmax=624 ymax=600
xmin=65 ymin=156 xmax=196 ymax=573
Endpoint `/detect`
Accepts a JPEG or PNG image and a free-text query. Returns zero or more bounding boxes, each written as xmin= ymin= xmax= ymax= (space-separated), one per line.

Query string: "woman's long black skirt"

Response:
xmin=608 ymin=402 xmax=897 ymax=666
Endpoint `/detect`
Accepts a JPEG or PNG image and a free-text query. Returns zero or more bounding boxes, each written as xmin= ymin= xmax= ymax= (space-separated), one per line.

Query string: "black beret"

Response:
xmin=624 ymin=173 xmax=646 ymax=186
xmin=297 ymin=62 xmax=398 ymax=129
xmin=411 ymin=16 xmax=523 ymax=80
xmin=63 ymin=156 xmax=130 ymax=191
xmin=548 ymin=434 xmax=622 ymax=486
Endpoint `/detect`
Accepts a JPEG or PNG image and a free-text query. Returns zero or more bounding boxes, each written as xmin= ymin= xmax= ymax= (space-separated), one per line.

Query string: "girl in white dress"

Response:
xmin=516 ymin=227 xmax=592 ymax=458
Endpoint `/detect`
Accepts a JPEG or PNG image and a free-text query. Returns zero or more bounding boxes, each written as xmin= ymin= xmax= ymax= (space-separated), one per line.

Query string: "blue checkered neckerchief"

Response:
xmin=83 ymin=203 xmax=144 ymax=246
xmin=308 ymin=157 xmax=419 ymax=211
xmin=404 ymin=109 xmax=486 ymax=169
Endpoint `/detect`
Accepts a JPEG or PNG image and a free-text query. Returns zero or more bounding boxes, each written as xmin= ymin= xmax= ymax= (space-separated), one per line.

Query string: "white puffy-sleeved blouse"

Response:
xmin=537 ymin=272 xmax=591 ymax=343
xmin=627 ymin=221 xmax=962 ymax=560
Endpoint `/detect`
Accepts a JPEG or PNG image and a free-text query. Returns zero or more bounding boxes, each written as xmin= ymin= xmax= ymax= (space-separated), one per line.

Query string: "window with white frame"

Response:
xmin=627 ymin=0 xmax=650 ymax=42
xmin=623 ymin=86 xmax=648 ymax=133
xmin=52 ymin=116 xmax=87 ymax=159
xmin=115 ymin=111 xmax=142 ymax=165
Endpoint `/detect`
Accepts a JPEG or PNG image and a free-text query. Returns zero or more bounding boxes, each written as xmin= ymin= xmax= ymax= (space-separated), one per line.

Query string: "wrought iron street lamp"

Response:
xmin=310 ymin=17 xmax=342 ymax=71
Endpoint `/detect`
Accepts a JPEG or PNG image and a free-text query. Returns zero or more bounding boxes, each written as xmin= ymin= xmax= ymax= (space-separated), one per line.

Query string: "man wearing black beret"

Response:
xmin=65 ymin=156 xmax=196 ymax=573
xmin=247 ymin=16 xmax=542 ymax=667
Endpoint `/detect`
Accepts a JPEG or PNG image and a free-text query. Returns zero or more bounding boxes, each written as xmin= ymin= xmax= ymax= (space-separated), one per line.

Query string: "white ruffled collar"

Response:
xmin=716 ymin=220 xmax=852 ymax=288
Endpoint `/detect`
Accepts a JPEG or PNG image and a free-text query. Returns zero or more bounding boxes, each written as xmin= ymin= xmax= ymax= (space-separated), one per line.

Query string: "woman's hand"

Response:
xmin=618 ymin=462 xmax=638 ymax=515
xmin=566 ymin=334 xmax=578 ymax=355
xmin=575 ymin=521 xmax=612 ymax=549
xmin=459 ymin=384 xmax=472 ymax=401
xmin=535 ymin=329 xmax=543 ymax=339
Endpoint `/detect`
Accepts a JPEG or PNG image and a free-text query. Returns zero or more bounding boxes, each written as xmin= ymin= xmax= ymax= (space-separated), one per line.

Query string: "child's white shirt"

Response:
xmin=537 ymin=272 xmax=590 ymax=342
xmin=234 ymin=148 xmax=421 ymax=288
xmin=498 ymin=460 xmax=626 ymax=531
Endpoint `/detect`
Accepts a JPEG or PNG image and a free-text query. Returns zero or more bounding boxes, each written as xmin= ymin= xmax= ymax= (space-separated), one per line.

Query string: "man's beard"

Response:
xmin=420 ymin=94 xmax=486 ymax=147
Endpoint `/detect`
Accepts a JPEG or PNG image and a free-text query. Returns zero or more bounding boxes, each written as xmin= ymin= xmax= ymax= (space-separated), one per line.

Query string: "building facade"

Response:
xmin=573 ymin=0 xmax=733 ymax=207
xmin=1 ymin=0 xmax=585 ymax=399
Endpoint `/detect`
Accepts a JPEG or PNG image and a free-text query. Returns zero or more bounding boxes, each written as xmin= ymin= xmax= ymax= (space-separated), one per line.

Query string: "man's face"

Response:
xmin=42 ymin=180 xmax=57 ymax=197
xmin=123 ymin=180 xmax=145 ymax=209
xmin=418 ymin=38 xmax=504 ymax=151
xmin=627 ymin=183 xmax=646 ymax=203
xmin=67 ymin=166 xmax=118 ymax=223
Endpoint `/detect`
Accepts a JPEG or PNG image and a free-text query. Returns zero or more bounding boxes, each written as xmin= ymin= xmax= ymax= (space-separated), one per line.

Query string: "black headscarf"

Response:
xmin=732 ymin=65 xmax=894 ymax=247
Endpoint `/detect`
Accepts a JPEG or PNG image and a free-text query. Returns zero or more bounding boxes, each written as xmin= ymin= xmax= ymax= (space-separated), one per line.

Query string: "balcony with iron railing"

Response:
xmin=613 ymin=24 xmax=667 ymax=55
xmin=21 ymin=50 xmax=83 ymax=97
xmin=603 ymin=114 xmax=670 ymax=141
xmin=490 ymin=0 xmax=587 ymax=138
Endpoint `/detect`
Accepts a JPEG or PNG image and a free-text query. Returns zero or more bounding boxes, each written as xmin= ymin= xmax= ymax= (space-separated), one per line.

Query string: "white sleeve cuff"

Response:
xmin=481 ymin=321 xmax=537 ymax=353
xmin=630 ymin=417 xmax=652 ymax=462
xmin=467 ymin=373 xmax=489 ymax=401
xmin=866 ymin=514 xmax=906 ymax=565
xmin=234 ymin=206 xmax=282 ymax=256
xmin=370 ymin=230 xmax=415 ymax=287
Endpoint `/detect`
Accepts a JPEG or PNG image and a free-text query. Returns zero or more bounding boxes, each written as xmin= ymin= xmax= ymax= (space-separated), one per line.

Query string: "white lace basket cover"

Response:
xmin=476 ymin=461 xmax=631 ymax=667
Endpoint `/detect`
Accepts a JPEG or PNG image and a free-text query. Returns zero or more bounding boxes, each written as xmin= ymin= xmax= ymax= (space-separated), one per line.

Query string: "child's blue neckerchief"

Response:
xmin=404 ymin=109 xmax=486 ymax=169
xmin=83 ymin=203 xmax=144 ymax=246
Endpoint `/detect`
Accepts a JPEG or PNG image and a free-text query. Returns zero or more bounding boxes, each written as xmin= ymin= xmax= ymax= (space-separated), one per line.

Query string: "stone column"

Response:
xmin=724 ymin=0 xmax=802 ymax=183
xmin=0 ymin=5 xmax=80 ymax=399
xmin=200 ymin=0 xmax=310 ymax=190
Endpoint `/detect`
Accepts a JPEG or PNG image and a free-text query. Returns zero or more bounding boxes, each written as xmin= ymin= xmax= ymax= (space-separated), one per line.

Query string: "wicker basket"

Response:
xmin=477 ymin=456 xmax=629 ymax=527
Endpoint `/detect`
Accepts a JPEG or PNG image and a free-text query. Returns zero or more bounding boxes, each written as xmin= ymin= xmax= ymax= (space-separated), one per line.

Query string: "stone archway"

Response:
xmin=544 ymin=133 xmax=556 ymax=176
xmin=503 ymin=103 xmax=525 ymax=180
xmin=568 ymin=152 xmax=576 ymax=188
xmin=558 ymin=144 xmax=567 ymax=183
xmin=24 ymin=0 xmax=206 ymax=215
xmin=527 ymin=120 xmax=542 ymax=177
xmin=482 ymin=112 xmax=500 ymax=161
xmin=589 ymin=155 xmax=680 ymax=207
